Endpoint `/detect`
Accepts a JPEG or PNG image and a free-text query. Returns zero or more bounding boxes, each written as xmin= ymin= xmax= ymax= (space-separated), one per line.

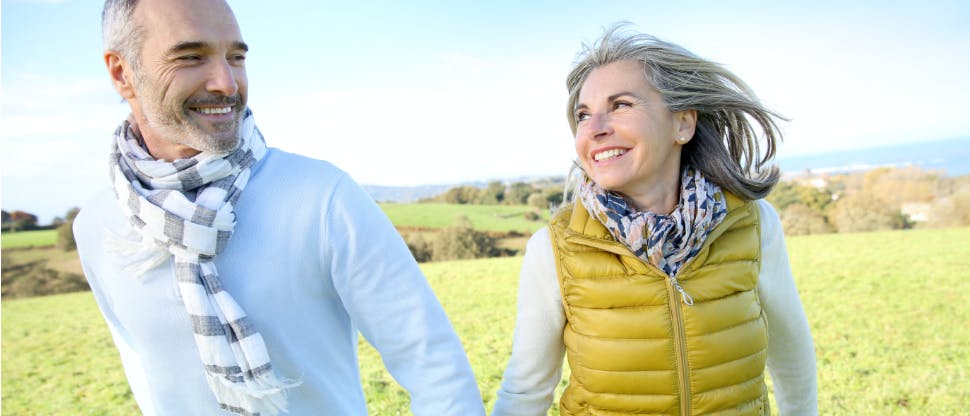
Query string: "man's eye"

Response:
xmin=229 ymin=54 xmax=246 ymax=62
xmin=177 ymin=55 xmax=202 ymax=62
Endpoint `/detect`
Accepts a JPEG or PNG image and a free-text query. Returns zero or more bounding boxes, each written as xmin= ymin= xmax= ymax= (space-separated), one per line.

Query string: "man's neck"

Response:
xmin=129 ymin=119 xmax=201 ymax=162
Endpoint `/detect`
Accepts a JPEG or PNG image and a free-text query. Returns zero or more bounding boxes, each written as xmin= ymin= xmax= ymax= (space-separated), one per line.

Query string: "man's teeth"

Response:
xmin=196 ymin=107 xmax=232 ymax=115
xmin=594 ymin=149 xmax=626 ymax=161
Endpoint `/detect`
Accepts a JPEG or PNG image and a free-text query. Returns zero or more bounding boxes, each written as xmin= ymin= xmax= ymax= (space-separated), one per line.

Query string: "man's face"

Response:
xmin=127 ymin=0 xmax=248 ymax=159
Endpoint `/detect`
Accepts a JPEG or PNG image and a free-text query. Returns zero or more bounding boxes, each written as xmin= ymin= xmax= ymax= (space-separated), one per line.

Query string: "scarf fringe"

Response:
xmin=206 ymin=372 xmax=302 ymax=416
xmin=105 ymin=227 xmax=172 ymax=278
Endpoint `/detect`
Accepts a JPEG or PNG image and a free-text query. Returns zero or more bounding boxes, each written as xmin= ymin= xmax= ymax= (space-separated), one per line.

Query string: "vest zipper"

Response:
xmin=668 ymin=282 xmax=691 ymax=416
xmin=669 ymin=275 xmax=694 ymax=305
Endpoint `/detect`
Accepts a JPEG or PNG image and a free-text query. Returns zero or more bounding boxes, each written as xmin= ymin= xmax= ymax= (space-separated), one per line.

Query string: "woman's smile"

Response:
xmin=592 ymin=147 xmax=628 ymax=163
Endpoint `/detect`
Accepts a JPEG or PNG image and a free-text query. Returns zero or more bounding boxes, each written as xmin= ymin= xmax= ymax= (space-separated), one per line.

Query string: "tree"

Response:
xmin=928 ymin=189 xmax=970 ymax=228
xmin=781 ymin=204 xmax=832 ymax=236
xmin=766 ymin=181 xmax=801 ymax=211
xmin=767 ymin=181 xmax=832 ymax=213
xmin=7 ymin=210 xmax=38 ymax=232
xmin=438 ymin=186 xmax=479 ymax=204
xmin=475 ymin=181 xmax=505 ymax=205
xmin=504 ymin=182 xmax=534 ymax=205
xmin=542 ymin=186 xmax=564 ymax=208
xmin=828 ymin=193 xmax=902 ymax=233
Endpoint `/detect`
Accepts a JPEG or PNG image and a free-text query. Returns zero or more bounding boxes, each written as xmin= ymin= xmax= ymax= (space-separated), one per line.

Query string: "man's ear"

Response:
xmin=105 ymin=51 xmax=136 ymax=100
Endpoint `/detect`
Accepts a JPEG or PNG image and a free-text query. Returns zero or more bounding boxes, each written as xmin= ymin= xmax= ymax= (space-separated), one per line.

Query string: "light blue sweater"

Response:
xmin=75 ymin=148 xmax=485 ymax=415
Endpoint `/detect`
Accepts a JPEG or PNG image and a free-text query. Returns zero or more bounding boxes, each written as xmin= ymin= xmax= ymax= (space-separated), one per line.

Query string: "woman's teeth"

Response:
xmin=594 ymin=148 xmax=626 ymax=161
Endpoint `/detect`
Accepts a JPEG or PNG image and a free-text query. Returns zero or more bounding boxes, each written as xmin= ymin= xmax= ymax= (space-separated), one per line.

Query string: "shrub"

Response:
xmin=523 ymin=210 xmax=541 ymax=222
xmin=526 ymin=193 xmax=548 ymax=210
xmin=432 ymin=216 xmax=497 ymax=261
xmin=56 ymin=222 xmax=76 ymax=251
xmin=55 ymin=207 xmax=81 ymax=251
xmin=401 ymin=231 xmax=433 ymax=263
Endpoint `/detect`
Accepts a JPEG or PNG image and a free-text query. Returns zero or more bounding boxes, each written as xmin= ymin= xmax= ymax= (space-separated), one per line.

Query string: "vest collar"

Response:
xmin=554 ymin=192 xmax=756 ymax=275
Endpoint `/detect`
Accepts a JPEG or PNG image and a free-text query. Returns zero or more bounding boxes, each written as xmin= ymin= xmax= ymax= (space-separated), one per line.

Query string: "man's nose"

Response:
xmin=206 ymin=59 xmax=239 ymax=97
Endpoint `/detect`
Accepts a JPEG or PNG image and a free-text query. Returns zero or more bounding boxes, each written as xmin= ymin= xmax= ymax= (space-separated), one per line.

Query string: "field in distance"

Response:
xmin=0 ymin=203 xmax=548 ymax=251
xmin=379 ymin=203 xmax=549 ymax=233
xmin=1 ymin=229 xmax=57 ymax=249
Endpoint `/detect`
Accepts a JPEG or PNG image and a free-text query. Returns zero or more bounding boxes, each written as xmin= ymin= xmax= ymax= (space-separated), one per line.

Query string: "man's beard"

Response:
xmin=134 ymin=75 xmax=245 ymax=155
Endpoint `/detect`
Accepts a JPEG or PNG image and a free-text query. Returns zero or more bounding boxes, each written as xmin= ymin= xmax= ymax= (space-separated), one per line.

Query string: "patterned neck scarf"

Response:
xmin=109 ymin=109 xmax=298 ymax=415
xmin=579 ymin=166 xmax=728 ymax=304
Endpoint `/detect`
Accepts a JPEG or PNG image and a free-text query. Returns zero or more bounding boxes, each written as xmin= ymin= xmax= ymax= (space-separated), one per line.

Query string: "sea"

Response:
xmin=777 ymin=136 xmax=970 ymax=177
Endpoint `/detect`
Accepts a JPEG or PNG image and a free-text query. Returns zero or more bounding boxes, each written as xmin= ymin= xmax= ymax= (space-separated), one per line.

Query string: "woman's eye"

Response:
xmin=612 ymin=101 xmax=632 ymax=110
xmin=575 ymin=112 xmax=590 ymax=122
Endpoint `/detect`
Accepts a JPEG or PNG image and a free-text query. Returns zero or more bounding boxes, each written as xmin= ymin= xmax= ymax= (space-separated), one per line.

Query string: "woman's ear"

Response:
xmin=676 ymin=109 xmax=697 ymax=143
xmin=105 ymin=51 xmax=136 ymax=100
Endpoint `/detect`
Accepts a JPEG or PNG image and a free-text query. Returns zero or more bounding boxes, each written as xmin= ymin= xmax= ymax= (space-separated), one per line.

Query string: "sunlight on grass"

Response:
xmin=3 ymin=227 xmax=968 ymax=414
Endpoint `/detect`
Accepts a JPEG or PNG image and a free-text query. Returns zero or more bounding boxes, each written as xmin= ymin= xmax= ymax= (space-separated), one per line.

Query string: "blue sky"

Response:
xmin=2 ymin=0 xmax=969 ymax=223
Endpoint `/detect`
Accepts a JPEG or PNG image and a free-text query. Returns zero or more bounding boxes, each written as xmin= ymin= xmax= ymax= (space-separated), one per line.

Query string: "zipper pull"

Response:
xmin=670 ymin=277 xmax=695 ymax=306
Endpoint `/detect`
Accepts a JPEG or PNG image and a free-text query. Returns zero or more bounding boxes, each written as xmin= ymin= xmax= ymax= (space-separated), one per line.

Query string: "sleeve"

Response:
xmin=73 ymin=209 xmax=158 ymax=413
xmin=323 ymin=174 xmax=485 ymax=416
xmin=491 ymin=228 xmax=567 ymax=416
xmin=756 ymin=200 xmax=819 ymax=415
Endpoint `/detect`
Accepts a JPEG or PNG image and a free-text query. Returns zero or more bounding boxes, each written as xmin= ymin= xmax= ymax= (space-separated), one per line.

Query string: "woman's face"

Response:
xmin=573 ymin=60 xmax=692 ymax=204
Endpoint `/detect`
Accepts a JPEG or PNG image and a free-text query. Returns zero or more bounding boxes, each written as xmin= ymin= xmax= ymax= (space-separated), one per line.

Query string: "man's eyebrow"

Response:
xmin=166 ymin=41 xmax=249 ymax=55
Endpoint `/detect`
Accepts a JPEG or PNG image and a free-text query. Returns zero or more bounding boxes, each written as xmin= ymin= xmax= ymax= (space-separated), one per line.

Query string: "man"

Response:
xmin=74 ymin=0 xmax=484 ymax=414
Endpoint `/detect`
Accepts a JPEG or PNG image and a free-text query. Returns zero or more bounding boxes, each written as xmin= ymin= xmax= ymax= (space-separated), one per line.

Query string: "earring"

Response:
xmin=676 ymin=136 xmax=689 ymax=144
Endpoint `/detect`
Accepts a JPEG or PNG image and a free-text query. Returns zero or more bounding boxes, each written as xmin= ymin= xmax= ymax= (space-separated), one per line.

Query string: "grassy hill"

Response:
xmin=3 ymin=226 xmax=969 ymax=414
xmin=0 ymin=204 xmax=545 ymax=251
xmin=380 ymin=203 xmax=548 ymax=233
xmin=1 ymin=229 xmax=57 ymax=249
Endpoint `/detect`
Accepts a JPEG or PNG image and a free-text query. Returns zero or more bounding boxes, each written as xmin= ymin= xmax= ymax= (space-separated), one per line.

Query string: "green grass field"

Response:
xmin=380 ymin=203 xmax=549 ymax=233
xmin=1 ymin=229 xmax=57 ymax=249
xmin=3 ymin=227 xmax=969 ymax=414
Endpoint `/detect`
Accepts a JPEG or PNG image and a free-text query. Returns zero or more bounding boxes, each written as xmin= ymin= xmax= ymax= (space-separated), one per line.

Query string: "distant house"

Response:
xmin=901 ymin=202 xmax=932 ymax=222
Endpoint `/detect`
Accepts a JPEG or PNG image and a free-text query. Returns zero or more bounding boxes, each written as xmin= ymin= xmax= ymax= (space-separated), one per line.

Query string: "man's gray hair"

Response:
xmin=565 ymin=22 xmax=784 ymax=201
xmin=102 ymin=0 xmax=143 ymax=68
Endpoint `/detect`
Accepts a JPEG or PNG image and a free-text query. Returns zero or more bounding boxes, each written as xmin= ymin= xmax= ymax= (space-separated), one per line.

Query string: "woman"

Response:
xmin=492 ymin=24 xmax=817 ymax=416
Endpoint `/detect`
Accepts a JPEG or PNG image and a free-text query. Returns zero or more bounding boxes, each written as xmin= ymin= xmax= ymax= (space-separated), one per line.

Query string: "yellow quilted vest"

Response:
xmin=549 ymin=194 xmax=768 ymax=416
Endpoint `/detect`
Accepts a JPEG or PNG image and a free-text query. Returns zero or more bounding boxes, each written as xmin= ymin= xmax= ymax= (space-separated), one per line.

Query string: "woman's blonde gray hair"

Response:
xmin=102 ymin=0 xmax=144 ymax=68
xmin=565 ymin=22 xmax=784 ymax=202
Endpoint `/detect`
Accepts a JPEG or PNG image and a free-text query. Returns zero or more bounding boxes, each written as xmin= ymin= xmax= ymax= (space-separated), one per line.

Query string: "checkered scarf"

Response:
xmin=109 ymin=109 xmax=298 ymax=415
xmin=579 ymin=166 xmax=727 ymax=304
